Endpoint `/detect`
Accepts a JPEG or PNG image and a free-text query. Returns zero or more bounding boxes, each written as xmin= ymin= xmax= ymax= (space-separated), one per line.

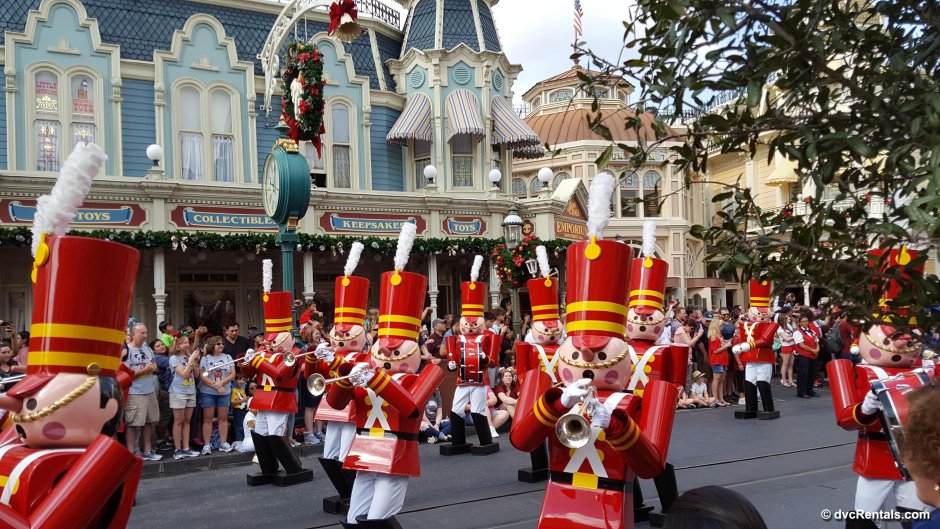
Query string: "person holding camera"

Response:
xmin=169 ymin=334 xmax=201 ymax=459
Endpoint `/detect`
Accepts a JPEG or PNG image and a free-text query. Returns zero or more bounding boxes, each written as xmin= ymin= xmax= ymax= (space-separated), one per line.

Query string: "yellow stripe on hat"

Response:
xmin=29 ymin=351 xmax=122 ymax=372
xmin=462 ymin=304 xmax=484 ymax=309
xmin=265 ymin=317 xmax=293 ymax=324
xmin=378 ymin=328 xmax=419 ymax=340
xmin=566 ymin=320 xmax=626 ymax=336
xmin=628 ymin=299 xmax=664 ymax=310
xmin=335 ymin=307 xmax=366 ymax=316
xmin=31 ymin=323 xmax=126 ymax=345
xmin=532 ymin=304 xmax=560 ymax=311
xmin=750 ymin=297 xmax=770 ymax=302
xmin=462 ymin=311 xmax=484 ymax=317
xmin=629 ymin=290 xmax=664 ymax=300
xmin=265 ymin=325 xmax=292 ymax=332
xmin=533 ymin=312 xmax=561 ymax=320
xmin=333 ymin=317 xmax=364 ymax=324
xmin=566 ymin=301 xmax=628 ymax=317
xmin=379 ymin=315 xmax=422 ymax=326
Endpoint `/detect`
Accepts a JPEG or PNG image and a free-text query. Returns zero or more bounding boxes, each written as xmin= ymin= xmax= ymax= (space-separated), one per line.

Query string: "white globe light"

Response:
xmin=146 ymin=144 xmax=164 ymax=163
xmin=488 ymin=168 xmax=502 ymax=184
xmin=423 ymin=165 xmax=438 ymax=182
xmin=537 ymin=167 xmax=553 ymax=185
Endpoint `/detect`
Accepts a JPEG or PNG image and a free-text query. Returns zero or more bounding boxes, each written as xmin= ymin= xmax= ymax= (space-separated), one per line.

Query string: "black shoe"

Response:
xmin=797 ymin=394 xmax=809 ymax=399
xmin=808 ymin=392 xmax=820 ymax=398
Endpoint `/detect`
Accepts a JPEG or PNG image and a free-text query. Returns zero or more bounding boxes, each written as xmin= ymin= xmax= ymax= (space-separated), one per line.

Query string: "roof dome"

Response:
xmin=524 ymin=108 xmax=673 ymax=147
xmin=402 ymin=0 xmax=502 ymax=56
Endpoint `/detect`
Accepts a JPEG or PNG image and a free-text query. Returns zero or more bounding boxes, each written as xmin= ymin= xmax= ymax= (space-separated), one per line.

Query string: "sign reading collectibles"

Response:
xmin=170 ymin=206 xmax=277 ymax=230
xmin=320 ymin=212 xmax=428 ymax=234
xmin=554 ymin=196 xmax=588 ymax=240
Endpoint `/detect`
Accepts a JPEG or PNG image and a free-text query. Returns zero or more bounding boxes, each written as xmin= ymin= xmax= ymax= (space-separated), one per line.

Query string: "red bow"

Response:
xmin=327 ymin=0 xmax=359 ymax=36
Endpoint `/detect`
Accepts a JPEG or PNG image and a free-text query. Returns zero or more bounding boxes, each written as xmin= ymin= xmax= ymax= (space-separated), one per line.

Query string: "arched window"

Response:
xmin=210 ymin=88 xmax=234 ymax=182
xmin=618 ymin=171 xmax=639 ymax=217
xmin=30 ymin=67 xmax=103 ymax=172
xmin=615 ymin=170 xmax=662 ymax=218
xmin=331 ymin=102 xmax=351 ymax=188
xmin=549 ymin=89 xmax=573 ymax=103
xmin=643 ymin=171 xmax=662 ymax=216
xmin=451 ymin=134 xmax=474 ymax=187
xmin=512 ymin=178 xmax=527 ymax=197
xmin=552 ymin=172 xmax=570 ymax=190
xmin=175 ymin=82 xmax=240 ymax=182
xmin=529 ymin=176 xmax=542 ymax=195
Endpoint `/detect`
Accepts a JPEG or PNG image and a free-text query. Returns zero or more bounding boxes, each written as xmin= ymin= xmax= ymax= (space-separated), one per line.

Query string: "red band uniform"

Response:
xmin=510 ymin=236 xmax=679 ymax=529
xmin=731 ymin=280 xmax=780 ymax=420
xmin=327 ymin=269 xmax=444 ymax=528
xmin=0 ymin=235 xmax=142 ymax=529
xmin=440 ymin=279 xmax=500 ymax=455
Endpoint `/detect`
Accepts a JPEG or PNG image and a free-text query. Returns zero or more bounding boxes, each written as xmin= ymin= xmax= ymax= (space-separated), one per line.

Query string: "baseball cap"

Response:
xmin=703 ymin=311 xmax=714 ymax=320
xmin=432 ymin=318 xmax=446 ymax=327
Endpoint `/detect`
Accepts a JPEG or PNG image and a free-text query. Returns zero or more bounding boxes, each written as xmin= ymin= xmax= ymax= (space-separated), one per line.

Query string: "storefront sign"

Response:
xmin=320 ymin=212 xmax=427 ymax=234
xmin=443 ymin=216 xmax=486 ymax=236
xmin=554 ymin=196 xmax=588 ymax=240
xmin=522 ymin=219 xmax=535 ymax=237
xmin=170 ymin=206 xmax=277 ymax=230
xmin=0 ymin=199 xmax=146 ymax=226
xmin=611 ymin=149 xmax=668 ymax=165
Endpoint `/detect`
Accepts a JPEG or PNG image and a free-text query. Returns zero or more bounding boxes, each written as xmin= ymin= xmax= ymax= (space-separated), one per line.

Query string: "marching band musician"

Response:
xmin=828 ymin=247 xmax=930 ymax=529
xmin=440 ymin=255 xmax=501 ymax=456
xmin=731 ymin=280 xmax=781 ymax=420
xmin=624 ymin=220 xmax=688 ymax=523
xmin=311 ymin=241 xmax=370 ymax=514
xmin=515 ymin=245 xmax=562 ymax=482
xmin=326 ymin=222 xmax=444 ymax=529
xmin=240 ymin=259 xmax=314 ymax=487
xmin=510 ymin=171 xmax=679 ymax=529
xmin=0 ymin=143 xmax=142 ymax=528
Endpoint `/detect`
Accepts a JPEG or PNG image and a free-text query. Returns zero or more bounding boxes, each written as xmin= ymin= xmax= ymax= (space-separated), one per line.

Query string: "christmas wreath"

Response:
xmin=281 ymin=41 xmax=326 ymax=156
xmin=491 ymin=234 xmax=538 ymax=288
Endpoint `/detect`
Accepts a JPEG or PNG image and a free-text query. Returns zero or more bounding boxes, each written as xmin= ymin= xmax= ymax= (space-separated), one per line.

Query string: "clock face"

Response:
xmin=262 ymin=154 xmax=280 ymax=219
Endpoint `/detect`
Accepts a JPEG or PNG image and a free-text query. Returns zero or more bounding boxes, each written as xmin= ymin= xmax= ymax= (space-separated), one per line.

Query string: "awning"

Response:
xmin=491 ymin=96 xmax=540 ymax=148
xmin=386 ymin=93 xmax=433 ymax=145
xmin=512 ymin=144 xmax=545 ymax=159
xmin=766 ymin=157 xmax=798 ymax=187
xmin=445 ymin=89 xmax=484 ymax=141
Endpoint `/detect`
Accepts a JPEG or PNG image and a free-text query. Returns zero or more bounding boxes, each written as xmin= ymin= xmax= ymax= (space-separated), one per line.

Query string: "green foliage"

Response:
xmin=491 ymin=234 xmax=540 ymax=288
xmin=280 ymin=41 xmax=325 ymax=142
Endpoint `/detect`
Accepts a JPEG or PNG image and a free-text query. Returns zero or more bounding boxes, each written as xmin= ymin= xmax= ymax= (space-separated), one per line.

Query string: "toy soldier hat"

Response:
xmin=334 ymin=275 xmax=369 ymax=333
xmin=629 ymin=255 xmax=668 ymax=315
xmin=868 ymin=247 xmax=921 ymax=317
xmin=263 ymin=291 xmax=294 ymax=341
xmin=460 ymin=281 xmax=486 ymax=320
xmin=377 ymin=270 xmax=428 ymax=350
xmin=565 ymin=239 xmax=633 ymax=349
xmin=749 ymin=279 xmax=772 ymax=313
xmin=527 ymin=276 xmax=560 ymax=328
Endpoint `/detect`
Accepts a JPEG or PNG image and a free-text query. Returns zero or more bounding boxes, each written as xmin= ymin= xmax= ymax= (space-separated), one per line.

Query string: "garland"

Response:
xmin=0 ymin=226 xmax=573 ymax=259
xmin=281 ymin=41 xmax=326 ymax=154
xmin=491 ymin=234 xmax=540 ymax=288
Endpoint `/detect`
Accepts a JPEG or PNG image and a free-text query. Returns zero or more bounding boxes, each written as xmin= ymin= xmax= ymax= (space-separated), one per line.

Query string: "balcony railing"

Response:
xmin=356 ymin=0 xmax=401 ymax=29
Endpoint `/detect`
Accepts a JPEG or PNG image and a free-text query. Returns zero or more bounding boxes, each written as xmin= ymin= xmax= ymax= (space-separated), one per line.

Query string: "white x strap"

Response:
xmin=363 ymin=373 xmax=408 ymax=431
xmin=627 ymin=345 xmax=660 ymax=392
xmin=563 ymin=392 xmax=628 ymax=477
xmin=533 ymin=344 xmax=559 ymax=384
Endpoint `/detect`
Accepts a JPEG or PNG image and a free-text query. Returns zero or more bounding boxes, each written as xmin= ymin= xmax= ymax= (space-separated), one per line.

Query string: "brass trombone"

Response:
xmin=306 ymin=367 xmax=375 ymax=396
xmin=0 ymin=374 xmax=28 ymax=394
xmin=201 ymin=349 xmax=254 ymax=378
xmin=555 ymin=386 xmax=598 ymax=449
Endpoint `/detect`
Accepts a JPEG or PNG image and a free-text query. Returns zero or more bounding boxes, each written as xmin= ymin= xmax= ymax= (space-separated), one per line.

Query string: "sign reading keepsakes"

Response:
xmin=442 ymin=216 xmax=486 ymax=236
xmin=170 ymin=206 xmax=277 ymax=230
xmin=0 ymin=199 xmax=146 ymax=226
xmin=319 ymin=212 xmax=427 ymax=234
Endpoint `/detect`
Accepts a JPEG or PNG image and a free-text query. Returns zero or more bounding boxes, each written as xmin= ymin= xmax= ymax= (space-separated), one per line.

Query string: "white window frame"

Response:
xmin=511 ymin=177 xmax=527 ymax=197
xmin=449 ymin=134 xmax=475 ymax=188
xmin=25 ymin=64 xmax=105 ymax=173
xmin=323 ymin=97 xmax=358 ymax=190
xmin=615 ymin=169 xmax=663 ymax=218
xmin=171 ymin=80 xmax=243 ymax=183
xmin=412 ymin=139 xmax=431 ymax=190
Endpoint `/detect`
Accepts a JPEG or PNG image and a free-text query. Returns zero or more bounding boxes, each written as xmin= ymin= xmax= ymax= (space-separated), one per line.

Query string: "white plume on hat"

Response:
xmin=642 ymin=220 xmax=657 ymax=257
xmin=262 ymin=259 xmax=273 ymax=293
xmin=536 ymin=245 xmax=550 ymax=278
xmin=345 ymin=241 xmax=365 ymax=276
xmin=586 ymin=170 xmax=616 ymax=239
xmin=31 ymin=142 xmax=107 ymax=257
xmin=470 ymin=255 xmax=484 ymax=282
xmin=394 ymin=221 xmax=417 ymax=271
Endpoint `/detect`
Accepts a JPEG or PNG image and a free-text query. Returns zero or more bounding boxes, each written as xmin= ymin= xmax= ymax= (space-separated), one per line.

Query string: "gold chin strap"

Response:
xmin=371 ymin=344 xmax=419 ymax=362
xmin=626 ymin=315 xmax=667 ymax=326
xmin=862 ymin=330 xmax=919 ymax=356
xmin=559 ymin=347 xmax=630 ymax=369
xmin=12 ymin=364 xmax=101 ymax=424
xmin=329 ymin=326 xmax=365 ymax=343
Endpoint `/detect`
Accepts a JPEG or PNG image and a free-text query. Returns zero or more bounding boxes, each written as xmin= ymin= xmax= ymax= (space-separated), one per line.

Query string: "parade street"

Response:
xmin=131 ymin=388 xmax=861 ymax=529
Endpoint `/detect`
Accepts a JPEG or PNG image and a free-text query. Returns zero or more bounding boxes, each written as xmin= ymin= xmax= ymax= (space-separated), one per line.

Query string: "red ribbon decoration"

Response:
xmin=327 ymin=0 xmax=359 ymax=36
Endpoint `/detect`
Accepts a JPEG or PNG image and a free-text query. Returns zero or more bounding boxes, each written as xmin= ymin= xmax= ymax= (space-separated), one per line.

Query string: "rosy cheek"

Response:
xmin=603 ymin=371 xmax=620 ymax=386
xmin=349 ymin=340 xmax=358 ymax=348
xmin=868 ymin=349 xmax=882 ymax=361
xmin=399 ymin=363 xmax=409 ymax=373
xmin=561 ymin=368 xmax=574 ymax=382
xmin=653 ymin=326 xmax=661 ymax=335
xmin=626 ymin=324 xmax=634 ymax=333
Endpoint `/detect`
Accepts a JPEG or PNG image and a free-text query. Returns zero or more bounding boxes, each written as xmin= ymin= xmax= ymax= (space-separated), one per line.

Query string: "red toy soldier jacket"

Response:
xmin=312 ymin=352 xmax=368 ymax=422
xmin=445 ymin=333 xmax=500 ymax=386
xmin=626 ymin=341 xmax=689 ymax=396
xmin=328 ymin=364 xmax=444 ymax=477
xmin=515 ymin=343 xmax=560 ymax=385
xmin=734 ymin=320 xmax=778 ymax=365
xmin=241 ymin=348 xmax=301 ymax=413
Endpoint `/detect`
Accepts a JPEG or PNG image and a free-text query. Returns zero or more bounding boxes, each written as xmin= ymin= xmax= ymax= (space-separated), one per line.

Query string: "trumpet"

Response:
xmin=283 ymin=350 xmax=319 ymax=367
xmin=555 ymin=386 xmax=598 ymax=449
xmin=201 ymin=349 xmax=254 ymax=378
xmin=0 ymin=374 xmax=28 ymax=394
xmin=306 ymin=368 xmax=375 ymax=396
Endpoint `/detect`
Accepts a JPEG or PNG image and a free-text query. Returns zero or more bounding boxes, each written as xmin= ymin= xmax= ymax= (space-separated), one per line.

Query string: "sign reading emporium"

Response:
xmin=320 ymin=212 xmax=428 ymax=234
xmin=0 ymin=199 xmax=146 ymax=226
xmin=170 ymin=206 xmax=277 ymax=230
xmin=554 ymin=196 xmax=588 ymax=240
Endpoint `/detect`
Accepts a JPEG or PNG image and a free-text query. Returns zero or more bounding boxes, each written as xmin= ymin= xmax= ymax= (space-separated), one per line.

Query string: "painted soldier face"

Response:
xmin=459 ymin=316 xmax=484 ymax=335
xmin=531 ymin=320 xmax=562 ymax=345
xmin=626 ymin=307 xmax=667 ymax=341
xmin=7 ymin=373 xmax=119 ymax=449
xmin=557 ymin=336 xmax=631 ymax=392
xmin=370 ymin=338 xmax=421 ymax=374
xmin=859 ymin=324 xmax=920 ymax=367
xmin=747 ymin=307 xmax=767 ymax=322
xmin=330 ymin=323 xmax=366 ymax=354
xmin=271 ymin=332 xmax=295 ymax=355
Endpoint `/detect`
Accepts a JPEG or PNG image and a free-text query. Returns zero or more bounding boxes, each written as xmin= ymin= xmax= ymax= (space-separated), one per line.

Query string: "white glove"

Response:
xmin=861 ymin=391 xmax=883 ymax=416
xmin=922 ymin=358 xmax=936 ymax=371
xmin=242 ymin=349 xmax=257 ymax=364
xmin=560 ymin=378 xmax=593 ymax=409
xmin=447 ymin=360 xmax=458 ymax=371
xmin=850 ymin=344 xmax=860 ymax=355
xmin=732 ymin=342 xmax=751 ymax=354
xmin=591 ymin=404 xmax=611 ymax=430
xmin=314 ymin=343 xmax=335 ymax=362
xmin=350 ymin=362 xmax=374 ymax=387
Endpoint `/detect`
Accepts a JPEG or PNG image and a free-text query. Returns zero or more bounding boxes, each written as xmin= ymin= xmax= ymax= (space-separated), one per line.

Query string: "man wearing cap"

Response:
xmin=731 ymin=279 xmax=781 ymax=420
xmin=123 ymin=323 xmax=163 ymax=461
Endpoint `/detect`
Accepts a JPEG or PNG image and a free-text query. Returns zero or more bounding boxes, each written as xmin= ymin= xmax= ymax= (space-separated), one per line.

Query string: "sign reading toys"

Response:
xmin=170 ymin=206 xmax=278 ymax=230
xmin=442 ymin=216 xmax=486 ymax=236
xmin=554 ymin=195 xmax=588 ymax=240
xmin=320 ymin=212 xmax=428 ymax=234
xmin=0 ymin=200 xmax=146 ymax=227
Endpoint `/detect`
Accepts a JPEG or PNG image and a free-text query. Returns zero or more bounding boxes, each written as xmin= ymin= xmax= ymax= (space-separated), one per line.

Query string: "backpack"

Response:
xmin=826 ymin=321 xmax=845 ymax=354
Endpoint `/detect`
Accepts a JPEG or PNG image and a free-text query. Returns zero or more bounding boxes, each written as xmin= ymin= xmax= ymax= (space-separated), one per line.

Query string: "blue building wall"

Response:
xmin=316 ymin=40 xmax=368 ymax=189
xmin=0 ymin=70 xmax=6 ymax=170
xmin=370 ymin=106 xmax=404 ymax=191
xmin=256 ymin=94 xmax=283 ymax=179
xmin=121 ymin=79 xmax=156 ymax=177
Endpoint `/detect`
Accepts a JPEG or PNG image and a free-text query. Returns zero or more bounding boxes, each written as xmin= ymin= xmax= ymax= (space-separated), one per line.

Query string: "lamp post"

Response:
xmin=502 ymin=205 xmax=524 ymax=336
xmin=145 ymin=144 xmax=164 ymax=180
xmin=423 ymin=164 xmax=438 ymax=193
xmin=488 ymin=168 xmax=502 ymax=193
xmin=537 ymin=167 xmax=553 ymax=195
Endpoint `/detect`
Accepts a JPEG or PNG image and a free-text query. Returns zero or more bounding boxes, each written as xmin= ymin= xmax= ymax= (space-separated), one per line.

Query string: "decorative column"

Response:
xmin=488 ymin=256 xmax=500 ymax=310
xmin=803 ymin=281 xmax=811 ymax=305
xmin=428 ymin=254 xmax=439 ymax=321
xmin=303 ymin=252 xmax=315 ymax=301
xmin=153 ymin=248 xmax=167 ymax=330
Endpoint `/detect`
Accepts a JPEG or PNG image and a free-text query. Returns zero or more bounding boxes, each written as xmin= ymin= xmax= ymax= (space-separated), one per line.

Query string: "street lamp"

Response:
xmin=525 ymin=258 xmax=538 ymax=277
xmin=488 ymin=168 xmax=502 ymax=193
xmin=145 ymin=144 xmax=164 ymax=180
xmin=502 ymin=205 xmax=524 ymax=335
xmin=423 ymin=164 xmax=437 ymax=186
xmin=537 ymin=167 xmax=553 ymax=191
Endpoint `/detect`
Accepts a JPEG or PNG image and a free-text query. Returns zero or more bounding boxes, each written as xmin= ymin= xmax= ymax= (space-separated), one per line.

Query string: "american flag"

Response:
xmin=574 ymin=0 xmax=584 ymax=38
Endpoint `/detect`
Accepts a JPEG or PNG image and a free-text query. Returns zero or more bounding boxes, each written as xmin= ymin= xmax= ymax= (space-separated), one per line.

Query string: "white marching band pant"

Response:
xmin=254 ymin=411 xmax=290 ymax=437
xmin=347 ymin=471 xmax=409 ymax=523
xmin=451 ymin=385 xmax=488 ymax=415
xmin=744 ymin=362 xmax=773 ymax=384
xmin=854 ymin=477 xmax=928 ymax=528
xmin=323 ymin=421 xmax=357 ymax=461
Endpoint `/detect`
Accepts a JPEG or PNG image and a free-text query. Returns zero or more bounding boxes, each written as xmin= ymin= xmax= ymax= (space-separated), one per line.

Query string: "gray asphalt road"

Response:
xmin=130 ymin=388 xmax=872 ymax=529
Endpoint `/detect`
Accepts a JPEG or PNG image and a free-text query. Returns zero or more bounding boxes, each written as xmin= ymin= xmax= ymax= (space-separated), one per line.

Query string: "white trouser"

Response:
xmin=254 ymin=411 xmax=290 ymax=436
xmin=323 ymin=421 xmax=357 ymax=461
xmin=855 ymin=477 xmax=929 ymax=528
xmin=745 ymin=362 xmax=773 ymax=384
xmin=347 ymin=471 xmax=409 ymax=523
xmin=451 ymin=385 xmax=487 ymax=415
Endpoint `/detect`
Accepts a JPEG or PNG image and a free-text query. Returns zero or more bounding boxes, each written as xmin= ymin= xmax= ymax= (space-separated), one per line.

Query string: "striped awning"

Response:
xmin=387 ymin=93 xmax=433 ymax=145
xmin=512 ymin=144 xmax=545 ymax=160
xmin=445 ymin=89 xmax=485 ymax=141
xmin=766 ymin=157 xmax=798 ymax=187
xmin=491 ymin=96 xmax=540 ymax=147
